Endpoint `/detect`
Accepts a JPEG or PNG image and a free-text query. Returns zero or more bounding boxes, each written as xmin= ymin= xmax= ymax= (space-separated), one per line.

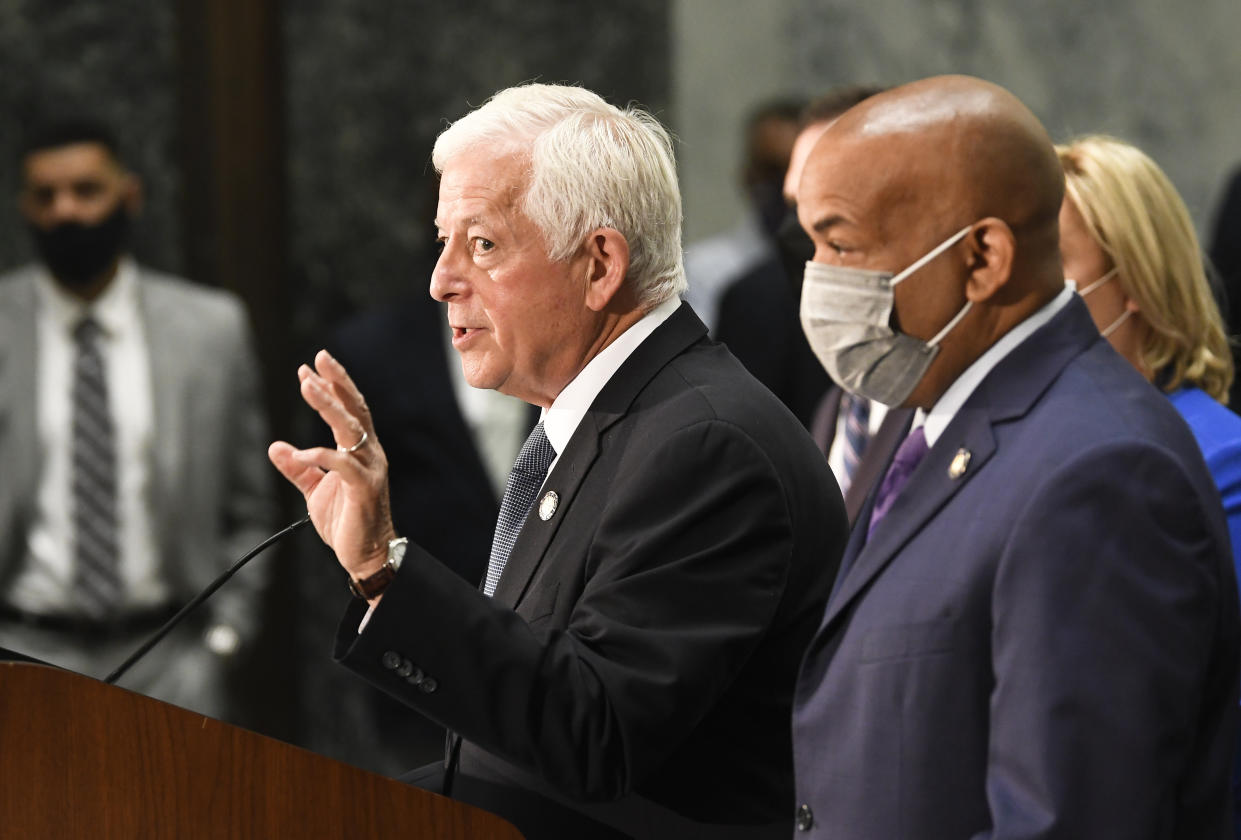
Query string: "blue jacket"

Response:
xmin=793 ymin=296 xmax=1240 ymax=839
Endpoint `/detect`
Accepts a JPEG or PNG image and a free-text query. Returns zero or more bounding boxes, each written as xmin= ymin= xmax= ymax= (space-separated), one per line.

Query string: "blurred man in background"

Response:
xmin=683 ymin=98 xmax=803 ymax=331
xmin=0 ymin=119 xmax=274 ymax=720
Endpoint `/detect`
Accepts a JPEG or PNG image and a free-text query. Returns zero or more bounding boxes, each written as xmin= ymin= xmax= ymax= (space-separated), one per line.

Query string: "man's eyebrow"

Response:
xmin=811 ymin=213 xmax=849 ymax=234
xmin=435 ymin=215 xmax=490 ymax=229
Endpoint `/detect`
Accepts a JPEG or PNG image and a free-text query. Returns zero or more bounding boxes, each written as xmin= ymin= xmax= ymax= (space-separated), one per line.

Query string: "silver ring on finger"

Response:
xmin=337 ymin=430 xmax=369 ymax=454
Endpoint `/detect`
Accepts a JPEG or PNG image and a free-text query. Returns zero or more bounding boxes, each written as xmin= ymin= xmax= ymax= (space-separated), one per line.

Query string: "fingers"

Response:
xmin=268 ymin=441 xmax=325 ymax=497
xmin=314 ymin=350 xmax=376 ymax=436
xmin=290 ymin=444 xmax=376 ymax=485
xmin=299 ymin=362 xmax=370 ymax=452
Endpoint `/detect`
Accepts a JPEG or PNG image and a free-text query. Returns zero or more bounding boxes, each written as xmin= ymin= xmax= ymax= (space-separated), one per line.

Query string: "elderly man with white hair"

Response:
xmin=268 ymin=84 xmax=846 ymax=839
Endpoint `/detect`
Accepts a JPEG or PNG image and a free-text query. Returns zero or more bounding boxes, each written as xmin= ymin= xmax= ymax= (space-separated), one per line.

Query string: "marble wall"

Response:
xmin=675 ymin=0 xmax=1241 ymax=245
xmin=0 ymin=2 xmax=180 ymax=273
xmin=284 ymin=0 xmax=671 ymax=339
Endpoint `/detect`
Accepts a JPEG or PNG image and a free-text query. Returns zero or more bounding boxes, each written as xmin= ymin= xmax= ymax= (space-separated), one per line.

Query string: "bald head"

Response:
xmin=813 ymin=76 xmax=1063 ymax=286
xmin=797 ymin=76 xmax=1068 ymax=409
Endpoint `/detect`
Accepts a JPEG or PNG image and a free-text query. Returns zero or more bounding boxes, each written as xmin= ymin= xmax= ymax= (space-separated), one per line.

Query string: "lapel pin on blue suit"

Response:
xmin=538 ymin=490 xmax=559 ymax=521
xmin=948 ymin=448 xmax=971 ymax=479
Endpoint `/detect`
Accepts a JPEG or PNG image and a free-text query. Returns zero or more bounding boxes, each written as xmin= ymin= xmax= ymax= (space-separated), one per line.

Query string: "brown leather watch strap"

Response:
xmin=347 ymin=537 xmax=407 ymax=599
xmin=348 ymin=562 xmax=397 ymax=599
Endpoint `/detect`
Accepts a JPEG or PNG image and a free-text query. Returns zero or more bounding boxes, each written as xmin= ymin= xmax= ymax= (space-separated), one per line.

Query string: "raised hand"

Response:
xmin=268 ymin=350 xmax=396 ymax=588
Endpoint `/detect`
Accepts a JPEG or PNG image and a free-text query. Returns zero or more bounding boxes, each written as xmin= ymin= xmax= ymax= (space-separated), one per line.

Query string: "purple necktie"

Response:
xmin=867 ymin=425 xmax=929 ymax=537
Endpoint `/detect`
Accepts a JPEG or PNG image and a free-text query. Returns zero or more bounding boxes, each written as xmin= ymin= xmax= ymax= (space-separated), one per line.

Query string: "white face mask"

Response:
xmin=1072 ymin=266 xmax=1131 ymax=337
xmin=799 ymin=225 xmax=973 ymax=407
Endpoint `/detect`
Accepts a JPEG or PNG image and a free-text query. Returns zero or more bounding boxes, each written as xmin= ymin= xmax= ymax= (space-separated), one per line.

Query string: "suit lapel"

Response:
xmin=490 ymin=416 xmax=603 ymax=607
xmin=822 ymin=295 xmax=1102 ymax=629
xmin=824 ymin=408 xmax=996 ymax=625
xmin=0 ymin=271 xmax=41 ymax=507
xmin=490 ymin=302 xmax=708 ymax=608
xmin=138 ymin=273 xmax=184 ymax=554
xmin=811 ymin=387 xmax=843 ymax=455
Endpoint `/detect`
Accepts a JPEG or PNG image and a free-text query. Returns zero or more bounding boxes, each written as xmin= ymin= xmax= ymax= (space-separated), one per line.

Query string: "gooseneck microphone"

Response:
xmin=104 ymin=515 xmax=312 ymax=685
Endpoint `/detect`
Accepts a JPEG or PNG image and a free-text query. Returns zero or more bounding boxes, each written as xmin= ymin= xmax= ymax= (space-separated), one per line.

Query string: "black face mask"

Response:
xmin=775 ymin=205 xmax=814 ymax=297
xmin=749 ymin=177 xmax=789 ymax=240
xmin=29 ymin=203 xmax=131 ymax=288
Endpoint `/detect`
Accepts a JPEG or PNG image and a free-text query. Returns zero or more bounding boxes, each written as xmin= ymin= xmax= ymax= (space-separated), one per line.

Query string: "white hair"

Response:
xmin=432 ymin=83 xmax=686 ymax=309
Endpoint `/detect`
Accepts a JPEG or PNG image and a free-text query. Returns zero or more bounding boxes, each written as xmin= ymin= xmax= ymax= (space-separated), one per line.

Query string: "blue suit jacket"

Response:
xmin=793 ymin=296 xmax=1240 ymax=839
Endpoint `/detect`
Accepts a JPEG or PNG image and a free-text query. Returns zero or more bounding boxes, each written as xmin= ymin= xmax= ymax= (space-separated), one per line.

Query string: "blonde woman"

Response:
xmin=1059 ymin=135 xmax=1241 ymax=829
xmin=1057 ymin=133 xmax=1241 ymax=571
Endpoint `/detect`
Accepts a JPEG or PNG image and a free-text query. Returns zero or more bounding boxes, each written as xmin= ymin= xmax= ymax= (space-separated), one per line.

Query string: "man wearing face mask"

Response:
xmin=719 ymin=86 xmax=912 ymax=526
xmin=0 ymin=120 xmax=275 ymax=721
xmin=715 ymin=87 xmax=881 ymax=441
xmin=682 ymin=98 xmax=803 ymax=332
xmin=790 ymin=76 xmax=1240 ymax=839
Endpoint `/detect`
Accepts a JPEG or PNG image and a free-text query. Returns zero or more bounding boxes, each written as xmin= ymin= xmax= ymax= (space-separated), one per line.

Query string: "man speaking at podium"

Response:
xmin=269 ymin=84 xmax=846 ymax=839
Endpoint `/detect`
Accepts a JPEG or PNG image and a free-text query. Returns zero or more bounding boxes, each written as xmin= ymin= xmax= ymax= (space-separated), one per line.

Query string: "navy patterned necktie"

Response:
xmin=839 ymin=392 xmax=871 ymax=495
xmin=866 ymin=425 xmax=929 ymax=538
xmin=70 ymin=317 xmax=123 ymax=616
xmin=483 ymin=421 xmax=556 ymax=597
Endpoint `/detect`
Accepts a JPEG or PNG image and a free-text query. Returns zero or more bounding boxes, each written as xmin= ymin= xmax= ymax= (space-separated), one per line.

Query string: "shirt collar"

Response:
xmin=918 ymin=284 xmax=1074 ymax=447
xmin=36 ymin=256 xmax=139 ymax=339
xmin=542 ymin=296 xmax=681 ymax=456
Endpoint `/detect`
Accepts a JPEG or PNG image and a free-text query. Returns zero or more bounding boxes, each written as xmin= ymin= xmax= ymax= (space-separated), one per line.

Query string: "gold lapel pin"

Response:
xmin=948 ymin=448 xmax=971 ymax=479
xmin=538 ymin=491 xmax=559 ymax=521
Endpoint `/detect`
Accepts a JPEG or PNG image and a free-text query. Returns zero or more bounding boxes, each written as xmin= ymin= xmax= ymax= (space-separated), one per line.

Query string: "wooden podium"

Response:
xmin=0 ymin=662 xmax=524 ymax=838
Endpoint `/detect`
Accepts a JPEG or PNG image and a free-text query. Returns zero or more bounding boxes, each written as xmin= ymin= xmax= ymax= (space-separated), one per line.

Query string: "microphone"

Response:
xmin=104 ymin=515 xmax=312 ymax=685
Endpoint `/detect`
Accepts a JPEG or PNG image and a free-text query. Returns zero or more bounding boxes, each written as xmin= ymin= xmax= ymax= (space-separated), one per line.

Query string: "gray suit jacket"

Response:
xmin=0 ymin=263 xmax=275 ymax=690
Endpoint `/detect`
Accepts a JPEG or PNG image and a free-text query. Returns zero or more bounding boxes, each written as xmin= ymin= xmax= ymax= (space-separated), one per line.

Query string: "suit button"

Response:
xmin=382 ymin=651 xmax=401 ymax=670
xmin=419 ymin=677 xmax=438 ymax=694
xmin=405 ymin=668 xmax=425 ymax=685
xmin=396 ymin=659 xmax=415 ymax=678
xmin=795 ymin=804 xmax=814 ymax=831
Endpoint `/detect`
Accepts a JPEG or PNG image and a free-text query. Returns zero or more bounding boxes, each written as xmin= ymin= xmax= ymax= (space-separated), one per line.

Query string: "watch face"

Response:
xmin=388 ymin=537 xmax=409 ymax=570
xmin=349 ymin=539 xmax=407 ymax=599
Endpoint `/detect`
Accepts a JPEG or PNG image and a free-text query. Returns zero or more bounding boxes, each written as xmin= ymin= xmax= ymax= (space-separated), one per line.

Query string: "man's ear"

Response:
xmin=583 ymin=227 xmax=630 ymax=312
xmin=963 ymin=217 xmax=1014 ymax=303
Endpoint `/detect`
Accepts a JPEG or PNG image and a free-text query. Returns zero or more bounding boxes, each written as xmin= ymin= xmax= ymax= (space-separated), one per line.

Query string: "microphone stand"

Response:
xmin=105 ymin=516 xmax=312 ymax=685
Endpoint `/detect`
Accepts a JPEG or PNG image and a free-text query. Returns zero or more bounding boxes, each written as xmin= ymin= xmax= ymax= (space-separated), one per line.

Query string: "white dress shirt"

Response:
xmin=541 ymin=296 xmax=681 ymax=469
xmin=918 ymin=285 xmax=1075 ymax=446
xmin=11 ymin=258 xmax=165 ymax=613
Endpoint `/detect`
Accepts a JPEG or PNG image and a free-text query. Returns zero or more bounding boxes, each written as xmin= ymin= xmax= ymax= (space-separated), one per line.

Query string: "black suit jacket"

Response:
xmin=335 ymin=303 xmax=847 ymax=839
xmin=715 ymin=257 xmax=831 ymax=429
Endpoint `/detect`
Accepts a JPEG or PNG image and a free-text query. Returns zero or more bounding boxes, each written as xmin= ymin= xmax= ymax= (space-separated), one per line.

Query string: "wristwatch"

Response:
xmin=348 ymin=537 xmax=408 ymax=599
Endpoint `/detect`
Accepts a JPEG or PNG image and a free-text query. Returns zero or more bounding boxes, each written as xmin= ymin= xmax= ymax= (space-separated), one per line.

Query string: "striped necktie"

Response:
xmin=70 ymin=317 xmax=123 ymax=617
xmin=839 ymin=392 xmax=871 ymax=495
xmin=483 ymin=421 xmax=556 ymax=597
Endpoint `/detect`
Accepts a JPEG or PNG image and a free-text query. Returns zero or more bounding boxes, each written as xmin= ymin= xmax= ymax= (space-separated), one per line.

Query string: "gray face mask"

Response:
xmin=799 ymin=225 xmax=973 ymax=407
